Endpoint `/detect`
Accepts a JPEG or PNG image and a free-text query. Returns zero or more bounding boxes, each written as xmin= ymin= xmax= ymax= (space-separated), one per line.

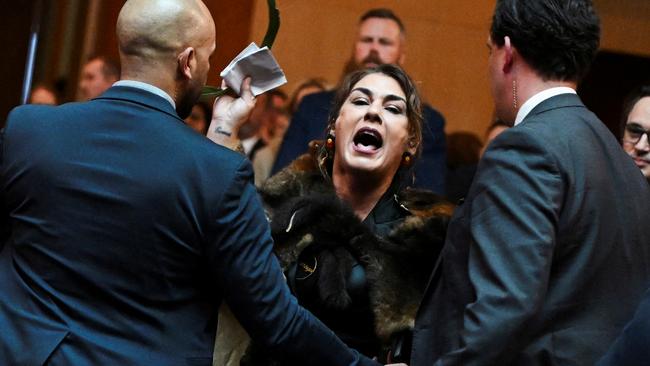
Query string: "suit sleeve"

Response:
xmin=206 ymin=159 xmax=379 ymax=366
xmin=0 ymin=127 xmax=9 ymax=251
xmin=438 ymin=129 xmax=564 ymax=365
xmin=596 ymin=287 xmax=650 ymax=366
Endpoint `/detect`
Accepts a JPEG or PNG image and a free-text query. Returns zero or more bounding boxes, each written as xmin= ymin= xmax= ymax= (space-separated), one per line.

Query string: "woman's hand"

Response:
xmin=207 ymin=77 xmax=256 ymax=151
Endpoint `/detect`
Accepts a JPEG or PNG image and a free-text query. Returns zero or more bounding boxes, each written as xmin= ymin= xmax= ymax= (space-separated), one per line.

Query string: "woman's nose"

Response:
xmin=364 ymin=102 xmax=382 ymax=124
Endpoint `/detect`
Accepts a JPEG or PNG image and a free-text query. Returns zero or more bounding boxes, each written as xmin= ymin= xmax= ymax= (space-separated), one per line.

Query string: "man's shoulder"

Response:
xmin=301 ymin=90 xmax=336 ymax=107
xmin=7 ymin=103 xmax=63 ymax=121
xmin=287 ymin=90 xmax=336 ymax=136
xmin=5 ymin=102 xmax=84 ymax=132
xmin=422 ymin=103 xmax=445 ymax=127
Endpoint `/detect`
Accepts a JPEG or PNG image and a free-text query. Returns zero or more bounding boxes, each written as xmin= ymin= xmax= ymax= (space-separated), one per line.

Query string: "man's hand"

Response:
xmin=207 ymin=77 xmax=256 ymax=150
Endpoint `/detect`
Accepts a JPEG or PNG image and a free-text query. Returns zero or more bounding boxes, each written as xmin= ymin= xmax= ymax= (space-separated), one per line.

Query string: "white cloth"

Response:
xmin=514 ymin=87 xmax=576 ymax=126
xmin=220 ymin=42 xmax=287 ymax=96
xmin=241 ymin=136 xmax=261 ymax=156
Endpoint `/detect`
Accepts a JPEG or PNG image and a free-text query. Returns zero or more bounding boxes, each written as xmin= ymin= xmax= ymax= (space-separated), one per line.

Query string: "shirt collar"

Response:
xmin=113 ymin=80 xmax=176 ymax=109
xmin=514 ymin=86 xmax=576 ymax=126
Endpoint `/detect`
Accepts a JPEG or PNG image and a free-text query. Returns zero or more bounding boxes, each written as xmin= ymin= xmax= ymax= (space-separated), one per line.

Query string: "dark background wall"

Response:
xmin=0 ymin=0 xmax=35 ymax=123
xmin=579 ymin=51 xmax=650 ymax=139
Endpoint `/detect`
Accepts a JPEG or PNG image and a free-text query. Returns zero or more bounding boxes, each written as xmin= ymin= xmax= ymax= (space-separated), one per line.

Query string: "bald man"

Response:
xmin=0 ymin=1 xmax=379 ymax=365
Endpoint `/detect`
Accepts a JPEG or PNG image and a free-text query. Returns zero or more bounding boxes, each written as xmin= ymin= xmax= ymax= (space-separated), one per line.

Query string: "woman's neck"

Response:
xmin=333 ymin=169 xmax=393 ymax=221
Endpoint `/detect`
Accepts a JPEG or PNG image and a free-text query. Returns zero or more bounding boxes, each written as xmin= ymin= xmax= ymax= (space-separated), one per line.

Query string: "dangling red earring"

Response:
xmin=326 ymin=134 xmax=335 ymax=150
xmin=401 ymin=152 xmax=412 ymax=168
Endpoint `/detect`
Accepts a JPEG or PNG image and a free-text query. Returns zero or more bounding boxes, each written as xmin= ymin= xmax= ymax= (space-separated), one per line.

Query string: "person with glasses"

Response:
xmin=621 ymin=85 xmax=650 ymax=183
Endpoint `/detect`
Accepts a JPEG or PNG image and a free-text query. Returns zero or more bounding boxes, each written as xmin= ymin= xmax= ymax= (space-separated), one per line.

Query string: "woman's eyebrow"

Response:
xmin=384 ymin=94 xmax=406 ymax=103
xmin=351 ymin=87 xmax=372 ymax=97
xmin=351 ymin=88 xmax=406 ymax=103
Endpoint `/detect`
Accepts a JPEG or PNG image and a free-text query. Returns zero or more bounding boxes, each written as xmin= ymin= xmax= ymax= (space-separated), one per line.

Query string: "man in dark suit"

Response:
xmin=0 ymin=1 xmax=379 ymax=365
xmin=597 ymin=287 xmax=650 ymax=366
xmin=271 ymin=9 xmax=447 ymax=194
xmin=410 ymin=1 xmax=650 ymax=365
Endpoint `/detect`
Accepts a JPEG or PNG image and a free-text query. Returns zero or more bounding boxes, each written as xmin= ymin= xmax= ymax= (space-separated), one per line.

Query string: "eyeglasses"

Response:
xmin=623 ymin=123 xmax=650 ymax=145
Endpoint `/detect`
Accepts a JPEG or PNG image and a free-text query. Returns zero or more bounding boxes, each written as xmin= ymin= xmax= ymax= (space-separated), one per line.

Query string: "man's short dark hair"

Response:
xmin=89 ymin=56 xmax=121 ymax=80
xmin=490 ymin=0 xmax=600 ymax=82
xmin=360 ymin=8 xmax=405 ymax=34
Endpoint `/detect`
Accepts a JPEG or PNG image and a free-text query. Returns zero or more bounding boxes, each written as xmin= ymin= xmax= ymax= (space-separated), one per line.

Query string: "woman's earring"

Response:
xmin=401 ymin=152 xmax=412 ymax=168
xmin=326 ymin=134 xmax=335 ymax=150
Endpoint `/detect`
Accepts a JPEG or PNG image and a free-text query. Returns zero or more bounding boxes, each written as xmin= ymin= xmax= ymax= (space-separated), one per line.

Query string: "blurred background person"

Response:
xmin=184 ymin=101 xmax=212 ymax=135
xmin=445 ymin=120 xmax=510 ymax=203
xmin=267 ymin=88 xmax=288 ymax=111
xmin=233 ymin=91 xmax=290 ymax=187
xmin=480 ymin=119 xmax=510 ymax=157
xmin=287 ymin=78 xmax=327 ymax=115
xmin=78 ymin=55 xmax=120 ymax=100
xmin=29 ymin=83 xmax=58 ymax=105
xmin=620 ymin=85 xmax=650 ymax=183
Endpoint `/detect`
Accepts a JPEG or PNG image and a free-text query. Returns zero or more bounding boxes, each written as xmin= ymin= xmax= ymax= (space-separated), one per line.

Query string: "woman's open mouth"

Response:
xmin=353 ymin=127 xmax=383 ymax=154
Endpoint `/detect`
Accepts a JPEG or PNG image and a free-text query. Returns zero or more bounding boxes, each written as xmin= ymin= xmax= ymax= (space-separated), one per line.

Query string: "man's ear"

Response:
xmin=503 ymin=36 xmax=514 ymax=74
xmin=178 ymin=47 xmax=195 ymax=80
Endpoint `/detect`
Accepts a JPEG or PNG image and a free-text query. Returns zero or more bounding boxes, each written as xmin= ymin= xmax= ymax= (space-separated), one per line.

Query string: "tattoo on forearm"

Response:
xmin=214 ymin=126 xmax=232 ymax=137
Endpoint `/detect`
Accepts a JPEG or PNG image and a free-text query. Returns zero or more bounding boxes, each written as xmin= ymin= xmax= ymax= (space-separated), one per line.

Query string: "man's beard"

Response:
xmin=176 ymin=81 xmax=202 ymax=119
xmin=360 ymin=51 xmax=383 ymax=68
xmin=340 ymin=51 xmax=385 ymax=82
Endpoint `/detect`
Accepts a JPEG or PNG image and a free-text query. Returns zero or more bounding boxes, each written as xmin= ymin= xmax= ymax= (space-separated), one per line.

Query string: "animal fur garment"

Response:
xmin=260 ymin=143 xmax=454 ymax=341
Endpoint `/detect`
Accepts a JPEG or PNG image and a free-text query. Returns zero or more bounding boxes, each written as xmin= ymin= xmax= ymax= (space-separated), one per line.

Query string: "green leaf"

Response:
xmin=201 ymin=85 xmax=227 ymax=98
xmin=261 ymin=0 xmax=280 ymax=49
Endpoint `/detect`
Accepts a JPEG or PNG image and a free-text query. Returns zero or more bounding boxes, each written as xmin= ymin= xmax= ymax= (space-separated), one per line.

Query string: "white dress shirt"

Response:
xmin=514 ymin=87 xmax=576 ymax=126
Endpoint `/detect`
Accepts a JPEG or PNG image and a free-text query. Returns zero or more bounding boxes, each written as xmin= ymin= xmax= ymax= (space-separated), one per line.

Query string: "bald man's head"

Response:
xmin=116 ymin=0 xmax=216 ymax=118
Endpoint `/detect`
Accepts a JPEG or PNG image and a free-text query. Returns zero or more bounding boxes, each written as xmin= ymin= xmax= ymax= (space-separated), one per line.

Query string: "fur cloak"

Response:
xmin=260 ymin=142 xmax=454 ymax=357
xmin=214 ymin=142 xmax=454 ymax=365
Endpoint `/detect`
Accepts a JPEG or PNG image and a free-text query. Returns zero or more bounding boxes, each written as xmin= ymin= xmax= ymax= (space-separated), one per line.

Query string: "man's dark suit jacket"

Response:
xmin=411 ymin=93 xmax=650 ymax=365
xmin=0 ymin=86 xmax=376 ymax=366
xmin=271 ymin=90 xmax=447 ymax=194
xmin=597 ymin=287 xmax=650 ymax=366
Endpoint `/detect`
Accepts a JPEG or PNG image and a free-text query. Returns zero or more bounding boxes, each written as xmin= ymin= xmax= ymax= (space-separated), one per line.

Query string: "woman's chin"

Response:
xmin=342 ymin=155 xmax=389 ymax=176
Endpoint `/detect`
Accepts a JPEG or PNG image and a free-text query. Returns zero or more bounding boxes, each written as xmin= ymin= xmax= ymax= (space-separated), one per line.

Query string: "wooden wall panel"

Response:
xmin=92 ymin=1 xmax=124 ymax=63
xmin=249 ymin=0 xmax=495 ymax=135
xmin=595 ymin=0 xmax=650 ymax=57
xmin=250 ymin=0 xmax=650 ymax=136
xmin=204 ymin=0 xmax=255 ymax=86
